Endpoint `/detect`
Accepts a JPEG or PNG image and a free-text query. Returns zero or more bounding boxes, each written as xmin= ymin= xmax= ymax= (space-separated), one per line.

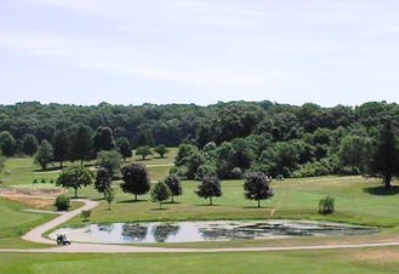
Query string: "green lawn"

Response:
xmin=0 ymin=198 xmax=56 ymax=248
xmin=61 ymin=176 xmax=399 ymax=230
xmin=1 ymin=247 xmax=399 ymax=273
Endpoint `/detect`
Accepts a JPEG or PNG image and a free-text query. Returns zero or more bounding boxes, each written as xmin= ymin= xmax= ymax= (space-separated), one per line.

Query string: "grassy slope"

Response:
xmin=0 ymin=199 xmax=55 ymax=248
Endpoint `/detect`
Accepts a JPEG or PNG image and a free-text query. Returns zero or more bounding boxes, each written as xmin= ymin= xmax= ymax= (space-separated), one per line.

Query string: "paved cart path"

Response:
xmin=1 ymin=199 xmax=399 ymax=253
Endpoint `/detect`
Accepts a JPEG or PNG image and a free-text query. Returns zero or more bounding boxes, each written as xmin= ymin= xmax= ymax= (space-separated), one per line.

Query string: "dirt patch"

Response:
xmin=0 ymin=188 xmax=65 ymax=196
xmin=3 ymin=195 xmax=55 ymax=210
xmin=352 ymin=249 xmax=399 ymax=263
xmin=0 ymin=188 xmax=66 ymax=209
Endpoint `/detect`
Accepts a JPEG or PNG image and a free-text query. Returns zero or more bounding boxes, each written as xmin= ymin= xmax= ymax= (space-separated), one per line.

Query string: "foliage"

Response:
xmin=22 ymin=134 xmax=38 ymax=156
xmin=164 ymin=174 xmax=182 ymax=202
xmin=338 ymin=135 xmax=372 ymax=174
xmin=120 ymin=163 xmax=151 ymax=201
xmin=54 ymin=194 xmax=70 ymax=211
xmin=116 ymin=137 xmax=132 ymax=161
xmin=2 ymin=100 xmax=399 ymax=180
xmin=52 ymin=130 xmax=70 ymax=168
xmin=196 ymin=175 xmax=222 ymax=205
xmin=81 ymin=210 xmax=92 ymax=221
xmin=318 ymin=195 xmax=335 ymax=215
xmin=136 ymin=145 xmax=153 ymax=160
xmin=0 ymin=152 xmax=5 ymax=173
xmin=367 ymin=121 xmax=399 ymax=188
xmin=104 ymin=187 xmax=116 ymax=211
xmin=93 ymin=126 xmax=116 ymax=152
xmin=154 ymin=144 xmax=168 ymax=158
xmin=0 ymin=131 xmax=17 ymax=156
xmin=151 ymin=181 xmax=171 ymax=209
xmin=70 ymin=125 xmax=94 ymax=164
xmin=96 ymin=150 xmax=122 ymax=177
xmin=34 ymin=139 xmax=53 ymax=170
xmin=243 ymin=172 xmax=273 ymax=208
xmin=94 ymin=167 xmax=112 ymax=196
xmin=175 ymin=144 xmax=202 ymax=179
xmin=56 ymin=165 xmax=94 ymax=198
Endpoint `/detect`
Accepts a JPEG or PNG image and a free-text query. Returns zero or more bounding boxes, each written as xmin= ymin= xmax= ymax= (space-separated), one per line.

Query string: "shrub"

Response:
xmin=54 ymin=194 xmax=70 ymax=211
xmin=81 ymin=210 xmax=92 ymax=221
xmin=32 ymin=179 xmax=38 ymax=184
xmin=319 ymin=195 xmax=335 ymax=214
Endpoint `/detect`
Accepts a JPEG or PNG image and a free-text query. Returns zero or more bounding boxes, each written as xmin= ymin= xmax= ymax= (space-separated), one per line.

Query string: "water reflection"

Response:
xmin=152 ymin=223 xmax=180 ymax=242
xmin=49 ymin=220 xmax=379 ymax=244
xmin=122 ymin=223 xmax=148 ymax=242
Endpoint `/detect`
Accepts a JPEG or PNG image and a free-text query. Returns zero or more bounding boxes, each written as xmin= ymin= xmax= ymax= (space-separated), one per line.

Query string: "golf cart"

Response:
xmin=56 ymin=234 xmax=71 ymax=245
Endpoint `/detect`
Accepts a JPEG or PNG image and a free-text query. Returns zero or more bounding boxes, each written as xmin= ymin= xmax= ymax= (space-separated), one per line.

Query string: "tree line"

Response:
xmin=1 ymin=100 xmax=399 ymax=182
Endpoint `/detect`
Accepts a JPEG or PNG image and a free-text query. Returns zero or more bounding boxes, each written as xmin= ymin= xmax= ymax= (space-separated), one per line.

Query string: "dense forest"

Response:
xmin=0 ymin=100 xmax=398 ymax=180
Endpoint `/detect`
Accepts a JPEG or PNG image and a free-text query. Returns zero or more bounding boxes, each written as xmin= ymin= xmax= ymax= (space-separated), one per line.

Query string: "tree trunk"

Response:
xmin=159 ymin=202 xmax=162 ymax=210
xmin=258 ymin=199 xmax=261 ymax=208
xmin=171 ymin=195 xmax=174 ymax=203
xmin=135 ymin=194 xmax=138 ymax=201
xmin=209 ymin=196 xmax=213 ymax=206
xmin=384 ymin=175 xmax=392 ymax=189
xmin=74 ymin=188 xmax=78 ymax=199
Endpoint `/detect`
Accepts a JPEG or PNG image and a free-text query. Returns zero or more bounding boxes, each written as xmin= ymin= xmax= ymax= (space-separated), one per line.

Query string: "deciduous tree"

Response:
xmin=0 ymin=131 xmax=17 ymax=156
xmin=243 ymin=172 xmax=273 ymax=208
xmin=94 ymin=167 xmax=112 ymax=197
xmin=196 ymin=175 xmax=222 ymax=205
xmin=116 ymin=137 xmax=132 ymax=161
xmin=34 ymin=139 xmax=53 ymax=170
xmin=53 ymin=130 xmax=70 ymax=168
xmin=120 ymin=163 xmax=151 ymax=201
xmin=165 ymin=174 xmax=182 ymax=203
xmin=136 ymin=145 xmax=153 ymax=160
xmin=56 ymin=165 xmax=93 ymax=198
xmin=22 ymin=134 xmax=38 ymax=156
xmin=151 ymin=181 xmax=171 ymax=209
xmin=154 ymin=144 xmax=168 ymax=158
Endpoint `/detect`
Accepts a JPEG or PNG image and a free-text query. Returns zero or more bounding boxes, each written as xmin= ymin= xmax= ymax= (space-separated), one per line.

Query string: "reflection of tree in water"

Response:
xmin=122 ymin=223 xmax=148 ymax=242
xmin=97 ymin=223 xmax=114 ymax=233
xmin=152 ymin=223 xmax=180 ymax=242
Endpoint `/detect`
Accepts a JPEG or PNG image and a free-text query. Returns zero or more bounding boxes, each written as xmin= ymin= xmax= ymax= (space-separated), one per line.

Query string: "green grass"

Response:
xmin=0 ymin=198 xmax=56 ymax=248
xmin=61 ymin=176 xmax=399 ymax=230
xmin=2 ymin=153 xmax=399 ymax=272
xmin=1 ymin=247 xmax=399 ymax=273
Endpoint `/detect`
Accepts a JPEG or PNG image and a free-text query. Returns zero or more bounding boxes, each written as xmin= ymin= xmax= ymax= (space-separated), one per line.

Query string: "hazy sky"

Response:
xmin=1 ymin=0 xmax=399 ymax=107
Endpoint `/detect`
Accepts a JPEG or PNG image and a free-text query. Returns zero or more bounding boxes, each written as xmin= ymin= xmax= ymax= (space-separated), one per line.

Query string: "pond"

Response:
xmin=49 ymin=220 xmax=379 ymax=244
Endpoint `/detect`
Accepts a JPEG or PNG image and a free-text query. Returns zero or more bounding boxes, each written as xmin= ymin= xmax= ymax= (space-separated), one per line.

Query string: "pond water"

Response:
xmin=49 ymin=220 xmax=379 ymax=244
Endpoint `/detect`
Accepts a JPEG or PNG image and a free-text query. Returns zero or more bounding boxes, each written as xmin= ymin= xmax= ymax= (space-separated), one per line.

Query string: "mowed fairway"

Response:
xmin=1 ymin=247 xmax=399 ymax=273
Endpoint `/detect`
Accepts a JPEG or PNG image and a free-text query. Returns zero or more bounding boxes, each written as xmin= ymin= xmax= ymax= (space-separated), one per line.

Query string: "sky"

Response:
xmin=1 ymin=0 xmax=399 ymax=107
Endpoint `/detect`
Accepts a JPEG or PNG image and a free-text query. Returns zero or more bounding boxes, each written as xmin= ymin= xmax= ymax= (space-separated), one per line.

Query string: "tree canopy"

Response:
xmin=120 ymin=163 xmax=151 ymax=201
xmin=56 ymin=165 xmax=93 ymax=198
xmin=243 ymin=172 xmax=273 ymax=208
xmin=196 ymin=175 xmax=222 ymax=205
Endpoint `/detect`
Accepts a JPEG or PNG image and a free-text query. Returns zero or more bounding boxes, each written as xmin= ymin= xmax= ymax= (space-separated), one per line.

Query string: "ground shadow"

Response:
xmin=242 ymin=205 xmax=272 ymax=209
xmin=117 ymin=199 xmax=148 ymax=204
xmin=34 ymin=166 xmax=61 ymax=172
xmin=195 ymin=204 xmax=220 ymax=207
xmin=363 ymin=185 xmax=399 ymax=196
xmin=150 ymin=207 xmax=168 ymax=211
xmin=163 ymin=201 xmax=181 ymax=205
